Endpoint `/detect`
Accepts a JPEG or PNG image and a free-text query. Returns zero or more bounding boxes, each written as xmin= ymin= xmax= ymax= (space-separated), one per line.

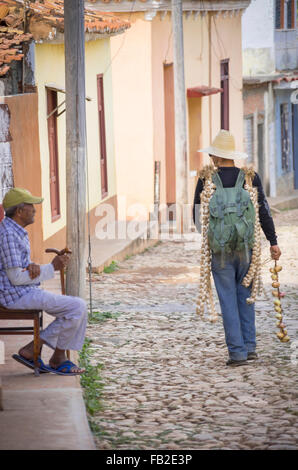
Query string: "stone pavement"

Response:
xmin=86 ymin=210 xmax=298 ymax=450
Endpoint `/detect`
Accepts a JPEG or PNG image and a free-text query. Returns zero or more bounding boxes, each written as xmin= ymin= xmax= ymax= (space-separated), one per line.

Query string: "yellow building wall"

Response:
xmin=151 ymin=15 xmax=173 ymax=209
xmin=110 ymin=13 xmax=154 ymax=220
xmin=35 ymin=38 xmax=116 ymax=241
xmin=209 ymin=13 xmax=244 ymax=159
xmin=183 ymin=14 xmax=211 ymax=179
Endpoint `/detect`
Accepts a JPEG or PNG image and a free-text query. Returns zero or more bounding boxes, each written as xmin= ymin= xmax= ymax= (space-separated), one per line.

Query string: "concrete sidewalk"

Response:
xmin=267 ymin=191 xmax=298 ymax=212
xmin=90 ymin=220 xmax=159 ymax=272
xmin=0 ymin=274 xmax=95 ymax=450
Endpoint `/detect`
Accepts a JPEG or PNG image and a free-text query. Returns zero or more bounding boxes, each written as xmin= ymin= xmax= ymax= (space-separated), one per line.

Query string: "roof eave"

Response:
xmin=33 ymin=28 xmax=128 ymax=44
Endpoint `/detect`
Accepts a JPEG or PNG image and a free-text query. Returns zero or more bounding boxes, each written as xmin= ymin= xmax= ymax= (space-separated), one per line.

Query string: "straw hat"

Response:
xmin=198 ymin=129 xmax=247 ymax=160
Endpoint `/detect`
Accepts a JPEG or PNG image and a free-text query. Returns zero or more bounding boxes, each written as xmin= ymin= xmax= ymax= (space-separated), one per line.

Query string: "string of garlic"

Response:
xmin=196 ymin=172 xmax=218 ymax=322
xmin=196 ymin=166 xmax=263 ymax=319
xmin=241 ymin=174 xmax=263 ymax=304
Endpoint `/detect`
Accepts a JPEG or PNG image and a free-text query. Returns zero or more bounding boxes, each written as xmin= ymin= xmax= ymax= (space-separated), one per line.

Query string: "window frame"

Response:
xmin=275 ymin=0 xmax=296 ymax=30
xmin=46 ymin=87 xmax=61 ymax=222
xmin=97 ymin=74 xmax=108 ymax=199
xmin=220 ymin=59 xmax=230 ymax=131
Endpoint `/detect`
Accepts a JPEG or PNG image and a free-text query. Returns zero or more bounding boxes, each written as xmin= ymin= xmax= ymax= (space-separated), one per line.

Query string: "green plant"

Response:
xmin=103 ymin=261 xmax=119 ymax=273
xmin=88 ymin=310 xmax=120 ymax=324
xmin=79 ymin=338 xmax=105 ymax=416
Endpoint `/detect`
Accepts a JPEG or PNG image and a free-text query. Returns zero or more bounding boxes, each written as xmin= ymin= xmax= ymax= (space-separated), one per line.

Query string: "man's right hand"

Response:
xmin=51 ymin=254 xmax=70 ymax=271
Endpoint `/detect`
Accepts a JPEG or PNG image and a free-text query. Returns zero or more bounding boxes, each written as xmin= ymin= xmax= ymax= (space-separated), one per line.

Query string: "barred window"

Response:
xmin=276 ymin=0 xmax=296 ymax=29
xmin=275 ymin=0 xmax=282 ymax=28
xmin=287 ymin=0 xmax=294 ymax=28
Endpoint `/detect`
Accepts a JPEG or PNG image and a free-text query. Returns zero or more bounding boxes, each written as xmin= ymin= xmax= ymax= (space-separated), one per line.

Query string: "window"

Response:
xmin=97 ymin=74 xmax=108 ymax=198
xmin=275 ymin=0 xmax=296 ymax=29
xmin=280 ymin=103 xmax=290 ymax=172
xmin=220 ymin=59 xmax=229 ymax=130
xmin=47 ymin=88 xmax=60 ymax=221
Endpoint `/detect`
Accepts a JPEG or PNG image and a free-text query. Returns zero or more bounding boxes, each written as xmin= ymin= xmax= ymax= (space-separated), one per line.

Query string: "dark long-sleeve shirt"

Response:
xmin=192 ymin=167 xmax=277 ymax=246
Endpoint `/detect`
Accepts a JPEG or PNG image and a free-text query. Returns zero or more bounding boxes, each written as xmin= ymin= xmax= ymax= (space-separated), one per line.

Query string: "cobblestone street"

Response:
xmin=86 ymin=210 xmax=298 ymax=450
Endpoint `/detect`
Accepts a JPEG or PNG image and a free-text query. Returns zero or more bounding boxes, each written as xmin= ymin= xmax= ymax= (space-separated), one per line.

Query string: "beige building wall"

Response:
xmin=151 ymin=15 xmax=173 ymax=209
xmin=209 ymin=14 xmax=244 ymax=158
xmin=35 ymin=38 xmax=116 ymax=241
xmin=183 ymin=14 xmax=211 ymax=189
xmin=110 ymin=13 xmax=154 ymax=221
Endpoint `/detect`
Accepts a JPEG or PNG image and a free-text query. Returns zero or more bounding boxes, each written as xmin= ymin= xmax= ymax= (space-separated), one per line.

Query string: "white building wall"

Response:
xmin=242 ymin=0 xmax=275 ymax=75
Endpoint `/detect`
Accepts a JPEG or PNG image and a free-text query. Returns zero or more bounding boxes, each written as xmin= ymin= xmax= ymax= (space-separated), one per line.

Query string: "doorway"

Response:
xmin=163 ymin=63 xmax=176 ymax=208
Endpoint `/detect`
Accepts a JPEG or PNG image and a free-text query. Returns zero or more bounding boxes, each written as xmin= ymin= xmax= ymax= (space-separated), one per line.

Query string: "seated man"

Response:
xmin=0 ymin=188 xmax=87 ymax=375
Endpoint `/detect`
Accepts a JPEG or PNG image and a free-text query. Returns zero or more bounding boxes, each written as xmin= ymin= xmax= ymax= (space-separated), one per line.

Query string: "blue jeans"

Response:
xmin=211 ymin=252 xmax=256 ymax=361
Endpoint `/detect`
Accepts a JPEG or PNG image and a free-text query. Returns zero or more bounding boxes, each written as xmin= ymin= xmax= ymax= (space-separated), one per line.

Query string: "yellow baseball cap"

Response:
xmin=2 ymin=188 xmax=43 ymax=210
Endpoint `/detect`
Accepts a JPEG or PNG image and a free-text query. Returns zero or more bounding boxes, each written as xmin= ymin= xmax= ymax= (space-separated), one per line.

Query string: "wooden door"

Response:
xmin=47 ymin=89 xmax=60 ymax=220
xmin=163 ymin=63 xmax=176 ymax=205
xmin=97 ymin=74 xmax=108 ymax=198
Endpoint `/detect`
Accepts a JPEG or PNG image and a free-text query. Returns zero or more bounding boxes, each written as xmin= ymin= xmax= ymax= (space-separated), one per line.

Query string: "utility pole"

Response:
xmin=171 ymin=0 xmax=188 ymax=232
xmin=64 ymin=0 xmax=87 ymax=299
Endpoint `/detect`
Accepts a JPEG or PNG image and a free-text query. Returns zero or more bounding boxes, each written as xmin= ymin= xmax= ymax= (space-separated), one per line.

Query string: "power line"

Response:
xmin=103 ymin=0 xmax=137 ymax=77
xmin=200 ymin=0 xmax=243 ymax=92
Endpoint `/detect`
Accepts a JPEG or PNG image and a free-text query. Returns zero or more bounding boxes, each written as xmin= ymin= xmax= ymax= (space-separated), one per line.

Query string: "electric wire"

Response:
xmin=82 ymin=3 xmax=94 ymax=317
xmin=103 ymin=0 xmax=137 ymax=77
xmin=200 ymin=0 xmax=243 ymax=92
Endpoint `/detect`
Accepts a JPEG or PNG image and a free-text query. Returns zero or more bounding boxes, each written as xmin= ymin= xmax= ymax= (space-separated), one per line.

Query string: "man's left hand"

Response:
xmin=25 ymin=263 xmax=41 ymax=279
xmin=270 ymin=245 xmax=281 ymax=261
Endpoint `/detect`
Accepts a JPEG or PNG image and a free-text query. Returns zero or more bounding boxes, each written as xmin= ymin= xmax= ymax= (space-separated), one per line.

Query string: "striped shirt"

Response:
xmin=0 ymin=217 xmax=38 ymax=307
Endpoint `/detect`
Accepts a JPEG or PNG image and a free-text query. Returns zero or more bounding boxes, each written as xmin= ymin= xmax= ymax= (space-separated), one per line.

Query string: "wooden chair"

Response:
xmin=0 ymin=306 xmax=43 ymax=376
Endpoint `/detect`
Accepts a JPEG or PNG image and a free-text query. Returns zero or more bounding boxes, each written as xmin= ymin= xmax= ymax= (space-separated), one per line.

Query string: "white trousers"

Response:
xmin=8 ymin=289 xmax=87 ymax=351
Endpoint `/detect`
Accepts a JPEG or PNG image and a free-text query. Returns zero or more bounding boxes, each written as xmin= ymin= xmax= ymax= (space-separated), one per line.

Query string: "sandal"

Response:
xmin=43 ymin=360 xmax=85 ymax=376
xmin=12 ymin=354 xmax=50 ymax=373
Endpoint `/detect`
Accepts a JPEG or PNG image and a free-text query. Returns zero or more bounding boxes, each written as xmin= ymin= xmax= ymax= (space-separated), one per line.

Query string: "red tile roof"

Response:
xmin=273 ymin=75 xmax=298 ymax=84
xmin=0 ymin=27 xmax=32 ymax=76
xmin=0 ymin=0 xmax=130 ymax=76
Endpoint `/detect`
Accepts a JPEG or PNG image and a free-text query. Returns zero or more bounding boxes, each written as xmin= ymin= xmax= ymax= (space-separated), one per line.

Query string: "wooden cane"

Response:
xmin=45 ymin=247 xmax=72 ymax=359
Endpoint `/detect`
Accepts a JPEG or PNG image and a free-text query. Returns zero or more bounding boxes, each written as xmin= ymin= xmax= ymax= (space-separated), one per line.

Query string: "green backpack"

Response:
xmin=208 ymin=170 xmax=255 ymax=266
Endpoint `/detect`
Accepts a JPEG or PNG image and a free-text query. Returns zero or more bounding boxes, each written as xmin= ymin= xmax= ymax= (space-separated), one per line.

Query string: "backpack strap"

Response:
xmin=235 ymin=169 xmax=245 ymax=188
xmin=234 ymin=170 xmax=245 ymax=217
xmin=212 ymin=172 xmax=226 ymax=220
xmin=235 ymin=170 xmax=251 ymax=261
xmin=212 ymin=172 xmax=224 ymax=189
